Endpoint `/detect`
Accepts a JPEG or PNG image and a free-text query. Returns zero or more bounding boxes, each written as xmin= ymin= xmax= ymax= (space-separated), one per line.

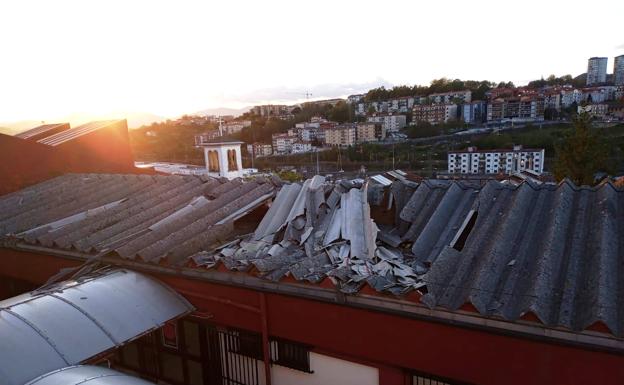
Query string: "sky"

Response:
xmin=1 ymin=0 xmax=623 ymax=126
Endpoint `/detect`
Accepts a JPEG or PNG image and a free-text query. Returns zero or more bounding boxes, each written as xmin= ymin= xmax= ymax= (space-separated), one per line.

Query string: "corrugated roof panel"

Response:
xmin=15 ymin=123 xmax=71 ymax=141
xmin=25 ymin=366 xmax=155 ymax=385
xmin=37 ymin=120 xmax=123 ymax=146
xmin=0 ymin=268 xmax=193 ymax=385
xmin=422 ymin=181 xmax=624 ymax=336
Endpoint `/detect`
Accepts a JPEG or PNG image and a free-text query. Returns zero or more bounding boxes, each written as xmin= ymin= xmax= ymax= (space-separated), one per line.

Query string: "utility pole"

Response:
xmin=316 ymin=151 xmax=320 ymax=175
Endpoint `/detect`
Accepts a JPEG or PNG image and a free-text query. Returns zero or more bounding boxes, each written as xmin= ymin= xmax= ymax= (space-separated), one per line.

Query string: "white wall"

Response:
xmin=268 ymin=352 xmax=379 ymax=385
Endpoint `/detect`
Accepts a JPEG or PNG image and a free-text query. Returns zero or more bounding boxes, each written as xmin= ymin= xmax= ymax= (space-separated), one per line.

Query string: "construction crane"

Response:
xmin=287 ymin=91 xmax=313 ymax=100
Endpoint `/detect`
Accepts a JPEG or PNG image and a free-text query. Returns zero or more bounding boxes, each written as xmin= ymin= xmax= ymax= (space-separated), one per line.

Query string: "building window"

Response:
xmin=270 ymin=338 xmax=313 ymax=373
xmin=208 ymin=150 xmax=220 ymax=172
xmin=227 ymin=149 xmax=238 ymax=172
xmin=412 ymin=371 xmax=466 ymax=385
xmin=230 ymin=329 xmax=264 ymax=360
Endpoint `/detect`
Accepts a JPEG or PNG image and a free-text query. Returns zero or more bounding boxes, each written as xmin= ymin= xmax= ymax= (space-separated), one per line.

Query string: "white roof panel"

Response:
xmin=0 ymin=268 xmax=194 ymax=385
xmin=26 ymin=366 xmax=155 ymax=385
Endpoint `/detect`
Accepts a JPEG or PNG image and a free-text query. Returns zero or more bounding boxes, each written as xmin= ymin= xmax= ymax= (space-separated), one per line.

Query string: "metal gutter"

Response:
xmin=10 ymin=243 xmax=624 ymax=354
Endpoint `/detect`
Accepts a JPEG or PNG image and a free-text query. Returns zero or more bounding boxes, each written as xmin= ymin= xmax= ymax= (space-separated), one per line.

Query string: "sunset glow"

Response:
xmin=1 ymin=0 xmax=623 ymax=125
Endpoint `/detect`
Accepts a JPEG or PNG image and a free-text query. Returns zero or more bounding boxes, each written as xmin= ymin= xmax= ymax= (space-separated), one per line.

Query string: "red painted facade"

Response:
xmin=0 ymin=120 xmax=142 ymax=196
xmin=0 ymin=249 xmax=622 ymax=385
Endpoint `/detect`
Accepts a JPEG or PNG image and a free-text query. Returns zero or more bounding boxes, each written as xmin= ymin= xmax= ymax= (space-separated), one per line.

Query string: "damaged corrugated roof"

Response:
xmin=193 ymin=176 xmax=424 ymax=295
xmin=2 ymin=174 xmax=624 ymax=339
xmin=420 ymin=180 xmax=624 ymax=337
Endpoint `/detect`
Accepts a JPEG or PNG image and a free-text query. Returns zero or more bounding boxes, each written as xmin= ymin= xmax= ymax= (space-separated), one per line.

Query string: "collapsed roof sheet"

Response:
xmin=0 ymin=268 xmax=193 ymax=385
xmin=196 ymin=177 xmax=422 ymax=295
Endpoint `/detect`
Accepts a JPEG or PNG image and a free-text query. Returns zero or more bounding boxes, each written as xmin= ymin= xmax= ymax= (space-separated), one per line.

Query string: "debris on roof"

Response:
xmin=194 ymin=175 xmax=424 ymax=295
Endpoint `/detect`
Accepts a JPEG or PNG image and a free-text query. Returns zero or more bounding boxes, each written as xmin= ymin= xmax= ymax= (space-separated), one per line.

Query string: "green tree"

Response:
xmin=554 ymin=112 xmax=607 ymax=186
xmin=328 ymin=101 xmax=350 ymax=123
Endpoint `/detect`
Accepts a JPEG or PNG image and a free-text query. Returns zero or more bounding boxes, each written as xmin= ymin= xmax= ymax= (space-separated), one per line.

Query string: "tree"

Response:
xmin=554 ymin=112 xmax=607 ymax=186
xmin=328 ymin=101 xmax=350 ymax=123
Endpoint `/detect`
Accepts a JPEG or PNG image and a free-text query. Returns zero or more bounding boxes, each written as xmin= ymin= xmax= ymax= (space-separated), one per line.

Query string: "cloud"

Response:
xmin=617 ymin=43 xmax=624 ymax=49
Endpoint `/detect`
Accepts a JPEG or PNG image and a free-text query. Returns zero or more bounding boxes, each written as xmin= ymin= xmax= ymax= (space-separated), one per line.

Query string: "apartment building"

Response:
xmin=579 ymin=103 xmax=609 ymax=119
xmin=325 ymin=124 xmax=357 ymax=147
xmin=448 ymin=145 xmax=545 ymax=174
xmin=291 ymin=141 xmax=313 ymax=154
xmin=347 ymin=94 xmax=365 ymax=104
xmin=487 ymin=97 xmax=545 ymax=122
xmin=428 ymin=90 xmax=472 ymax=104
xmin=271 ymin=133 xmax=298 ymax=154
xmin=387 ymin=97 xmax=416 ymax=114
xmin=560 ymin=88 xmax=584 ymax=108
xmin=366 ymin=114 xmax=406 ymax=132
xmin=615 ymin=55 xmax=624 ymax=86
xmin=223 ymin=122 xmax=245 ymax=135
xmin=251 ymin=104 xmax=290 ymax=118
xmin=356 ymin=122 xmax=385 ymax=143
xmin=247 ymin=142 xmax=273 ymax=157
xmin=587 ymin=57 xmax=608 ymax=85
xmin=462 ymin=101 xmax=487 ymax=123
xmin=412 ymin=104 xmax=458 ymax=124
xmin=355 ymin=100 xmax=389 ymax=116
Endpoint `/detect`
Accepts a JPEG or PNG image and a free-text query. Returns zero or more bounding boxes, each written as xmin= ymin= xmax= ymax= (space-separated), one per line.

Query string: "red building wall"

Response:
xmin=0 ymin=134 xmax=68 ymax=196
xmin=1 ymin=250 xmax=622 ymax=385
xmin=0 ymin=120 xmax=142 ymax=196
xmin=55 ymin=120 xmax=136 ymax=174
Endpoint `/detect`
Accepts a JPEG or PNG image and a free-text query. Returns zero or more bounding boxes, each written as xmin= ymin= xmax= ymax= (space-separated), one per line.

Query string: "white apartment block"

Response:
xmin=586 ymin=57 xmax=608 ymax=85
xmin=251 ymin=104 xmax=290 ymax=117
xmin=387 ymin=97 xmax=416 ymax=114
xmin=272 ymin=133 xmax=297 ymax=154
xmin=355 ymin=100 xmax=388 ymax=116
xmin=428 ymin=90 xmax=472 ymax=104
xmin=583 ymin=86 xmax=616 ymax=103
xmin=560 ymin=89 xmax=584 ymax=108
xmin=578 ymin=104 xmax=609 ymax=119
xmin=366 ymin=114 xmax=406 ymax=132
xmin=447 ymin=145 xmax=545 ymax=175
xmin=247 ymin=143 xmax=273 ymax=157
xmin=291 ymin=141 xmax=313 ymax=153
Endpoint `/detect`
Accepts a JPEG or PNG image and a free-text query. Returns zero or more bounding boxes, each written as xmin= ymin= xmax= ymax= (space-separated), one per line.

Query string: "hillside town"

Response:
xmin=1 ymin=3 xmax=624 ymax=383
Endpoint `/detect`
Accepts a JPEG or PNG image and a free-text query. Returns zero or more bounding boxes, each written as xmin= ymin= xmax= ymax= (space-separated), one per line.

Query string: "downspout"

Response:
xmin=260 ymin=292 xmax=272 ymax=385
